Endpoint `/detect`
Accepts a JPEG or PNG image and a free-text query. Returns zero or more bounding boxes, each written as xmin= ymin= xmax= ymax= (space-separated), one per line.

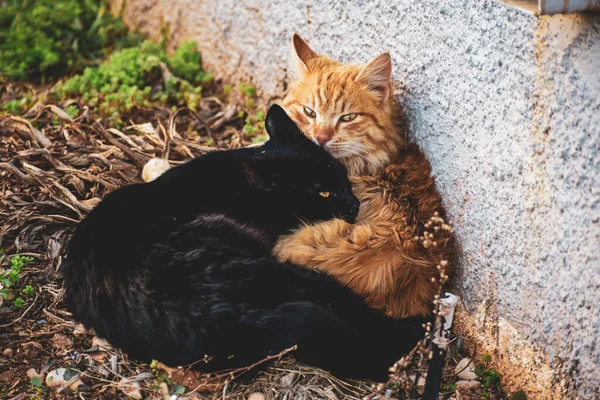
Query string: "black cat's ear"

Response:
xmin=264 ymin=104 xmax=304 ymax=143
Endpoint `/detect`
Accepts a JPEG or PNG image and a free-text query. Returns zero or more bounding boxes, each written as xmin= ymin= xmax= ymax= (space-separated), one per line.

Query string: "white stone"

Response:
xmin=247 ymin=393 xmax=266 ymax=400
xmin=45 ymin=368 xmax=82 ymax=390
xmin=46 ymin=368 xmax=68 ymax=388
xmin=142 ymin=158 xmax=171 ymax=182
xmin=455 ymin=380 xmax=481 ymax=390
xmin=454 ymin=358 xmax=478 ymax=381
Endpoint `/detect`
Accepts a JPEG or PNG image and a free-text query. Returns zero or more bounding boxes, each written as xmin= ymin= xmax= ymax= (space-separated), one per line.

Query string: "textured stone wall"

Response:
xmin=109 ymin=0 xmax=600 ymax=398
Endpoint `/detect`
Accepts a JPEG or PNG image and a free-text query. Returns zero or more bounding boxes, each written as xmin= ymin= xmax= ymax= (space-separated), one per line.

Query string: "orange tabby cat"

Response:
xmin=274 ymin=34 xmax=455 ymax=318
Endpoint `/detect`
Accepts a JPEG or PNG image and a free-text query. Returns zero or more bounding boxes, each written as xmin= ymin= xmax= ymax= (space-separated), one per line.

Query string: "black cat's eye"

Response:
xmin=303 ymin=106 xmax=316 ymax=118
xmin=319 ymin=191 xmax=330 ymax=198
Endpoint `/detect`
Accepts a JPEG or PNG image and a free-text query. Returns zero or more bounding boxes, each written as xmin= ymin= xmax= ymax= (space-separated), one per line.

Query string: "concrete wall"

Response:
xmin=110 ymin=0 xmax=600 ymax=398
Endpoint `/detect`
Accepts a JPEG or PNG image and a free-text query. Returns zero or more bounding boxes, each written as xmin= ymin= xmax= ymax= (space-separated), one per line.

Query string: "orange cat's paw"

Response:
xmin=272 ymin=234 xmax=300 ymax=262
xmin=273 ymin=219 xmax=353 ymax=264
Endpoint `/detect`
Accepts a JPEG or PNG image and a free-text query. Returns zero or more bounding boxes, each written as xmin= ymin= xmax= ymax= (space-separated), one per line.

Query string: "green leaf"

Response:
xmin=22 ymin=285 xmax=35 ymax=296
xmin=171 ymin=384 xmax=185 ymax=395
xmin=13 ymin=297 xmax=25 ymax=308
xmin=30 ymin=376 xmax=43 ymax=388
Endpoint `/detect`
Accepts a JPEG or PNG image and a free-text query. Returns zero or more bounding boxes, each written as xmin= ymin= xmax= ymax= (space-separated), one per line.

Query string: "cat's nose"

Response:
xmin=315 ymin=134 xmax=331 ymax=146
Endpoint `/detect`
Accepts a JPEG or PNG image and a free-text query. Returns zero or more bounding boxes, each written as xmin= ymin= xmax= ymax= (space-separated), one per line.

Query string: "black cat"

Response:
xmin=62 ymin=105 xmax=424 ymax=381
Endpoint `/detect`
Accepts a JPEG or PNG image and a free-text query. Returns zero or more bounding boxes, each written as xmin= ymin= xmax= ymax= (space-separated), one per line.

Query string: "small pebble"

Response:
xmin=408 ymin=374 xmax=426 ymax=387
xmin=46 ymin=368 xmax=68 ymax=388
xmin=46 ymin=368 xmax=83 ymax=390
xmin=142 ymin=158 xmax=171 ymax=182
xmin=280 ymin=371 xmax=298 ymax=386
xmin=247 ymin=393 xmax=266 ymax=400
xmin=455 ymin=380 xmax=481 ymax=390
xmin=454 ymin=357 xmax=478 ymax=381
xmin=0 ymin=370 xmax=15 ymax=384
xmin=3 ymin=348 xmax=13 ymax=358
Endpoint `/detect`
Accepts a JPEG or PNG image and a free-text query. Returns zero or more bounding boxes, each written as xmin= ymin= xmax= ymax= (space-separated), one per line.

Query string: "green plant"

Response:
xmin=476 ymin=353 xmax=503 ymax=392
xmin=2 ymin=95 xmax=33 ymax=114
xmin=22 ymin=285 xmax=35 ymax=296
xmin=0 ymin=252 xmax=35 ymax=306
xmin=242 ymin=109 xmax=266 ymax=143
xmin=239 ymin=82 xmax=256 ymax=109
xmin=0 ymin=0 xmax=141 ymax=82
xmin=13 ymin=297 xmax=25 ymax=308
xmin=56 ymin=40 xmax=210 ymax=124
xmin=65 ymin=105 xmax=79 ymax=119
xmin=171 ymin=384 xmax=185 ymax=395
xmin=168 ymin=41 xmax=212 ymax=84
xmin=30 ymin=376 xmax=43 ymax=388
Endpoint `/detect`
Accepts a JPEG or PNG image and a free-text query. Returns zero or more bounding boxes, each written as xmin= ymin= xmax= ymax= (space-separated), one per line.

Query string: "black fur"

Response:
xmin=62 ymin=105 xmax=424 ymax=381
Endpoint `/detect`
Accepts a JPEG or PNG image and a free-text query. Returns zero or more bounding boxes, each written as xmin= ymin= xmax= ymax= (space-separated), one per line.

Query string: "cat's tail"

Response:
xmin=204 ymin=301 xmax=426 ymax=382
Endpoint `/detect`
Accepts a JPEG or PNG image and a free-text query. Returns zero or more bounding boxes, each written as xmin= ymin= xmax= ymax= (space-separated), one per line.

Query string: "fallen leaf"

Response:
xmin=118 ymin=378 xmax=142 ymax=399
xmin=51 ymin=333 xmax=73 ymax=350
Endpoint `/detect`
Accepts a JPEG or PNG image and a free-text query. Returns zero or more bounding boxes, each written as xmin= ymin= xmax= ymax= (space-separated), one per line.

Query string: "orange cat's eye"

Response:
xmin=319 ymin=191 xmax=330 ymax=198
xmin=303 ymin=106 xmax=316 ymax=118
xmin=340 ymin=113 xmax=358 ymax=122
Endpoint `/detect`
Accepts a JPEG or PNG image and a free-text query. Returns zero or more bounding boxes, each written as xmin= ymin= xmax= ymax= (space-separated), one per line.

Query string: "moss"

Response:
xmin=0 ymin=0 xmax=141 ymax=82
xmin=55 ymin=40 xmax=211 ymax=125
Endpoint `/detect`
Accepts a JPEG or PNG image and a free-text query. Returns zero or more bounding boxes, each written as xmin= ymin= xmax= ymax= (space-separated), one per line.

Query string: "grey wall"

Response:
xmin=112 ymin=0 xmax=600 ymax=398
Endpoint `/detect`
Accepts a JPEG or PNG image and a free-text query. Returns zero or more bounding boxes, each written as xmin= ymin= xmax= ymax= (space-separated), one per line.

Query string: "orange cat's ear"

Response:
xmin=355 ymin=53 xmax=392 ymax=101
xmin=290 ymin=33 xmax=318 ymax=78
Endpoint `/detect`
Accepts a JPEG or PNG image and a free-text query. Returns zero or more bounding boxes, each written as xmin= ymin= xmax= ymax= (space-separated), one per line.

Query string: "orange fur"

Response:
xmin=274 ymin=35 xmax=455 ymax=318
xmin=282 ymin=35 xmax=403 ymax=176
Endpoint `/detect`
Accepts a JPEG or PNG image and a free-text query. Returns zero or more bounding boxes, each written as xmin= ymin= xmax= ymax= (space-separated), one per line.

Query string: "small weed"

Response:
xmin=65 ymin=105 xmax=79 ymax=119
xmin=30 ymin=376 xmax=43 ymax=388
xmin=242 ymin=108 xmax=266 ymax=142
xmin=22 ymin=285 xmax=35 ymax=296
xmin=475 ymin=353 xmax=503 ymax=394
xmin=441 ymin=381 xmax=457 ymax=393
xmin=171 ymin=384 xmax=185 ymax=395
xmin=239 ymin=82 xmax=257 ymax=109
xmin=0 ymin=251 xmax=35 ymax=306
xmin=239 ymin=82 xmax=256 ymax=98
xmin=2 ymin=95 xmax=33 ymax=114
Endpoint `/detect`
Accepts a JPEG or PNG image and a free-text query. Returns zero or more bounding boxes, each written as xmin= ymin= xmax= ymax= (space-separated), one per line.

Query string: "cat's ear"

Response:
xmin=264 ymin=104 xmax=304 ymax=143
xmin=355 ymin=52 xmax=392 ymax=101
xmin=290 ymin=33 xmax=318 ymax=78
